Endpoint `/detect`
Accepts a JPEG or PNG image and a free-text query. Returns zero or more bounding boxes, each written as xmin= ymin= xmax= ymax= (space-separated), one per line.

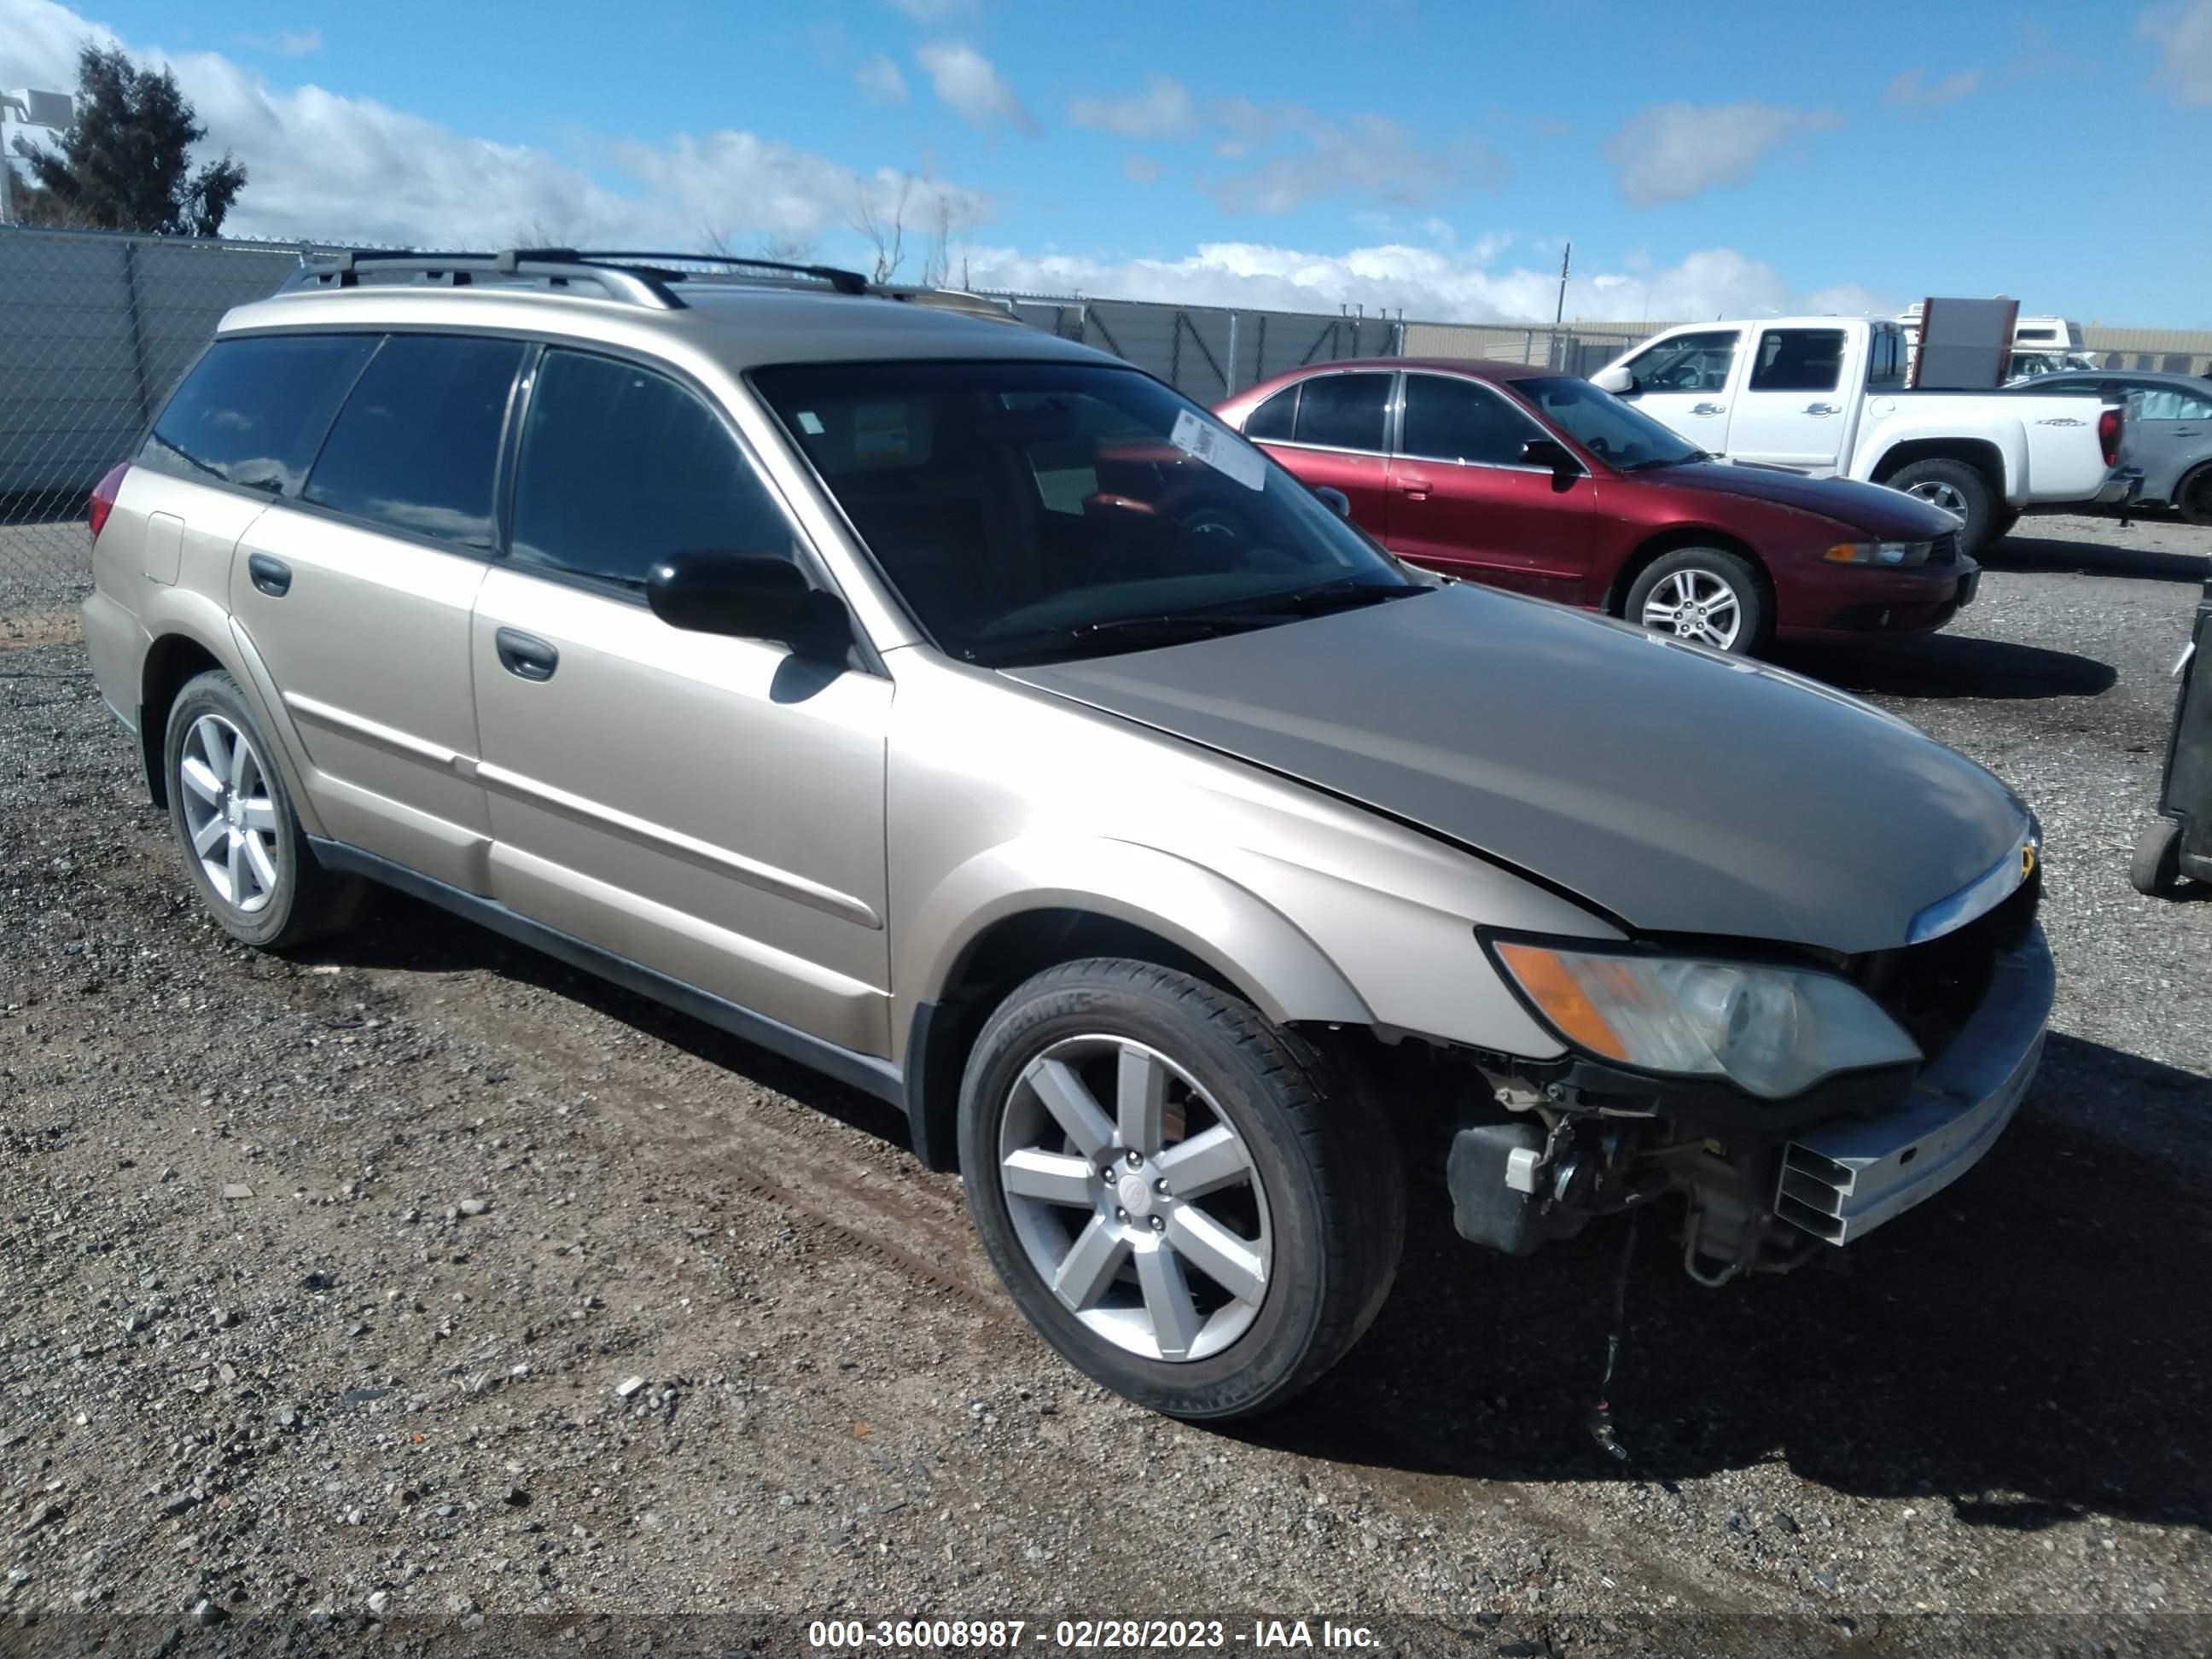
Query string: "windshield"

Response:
xmin=1509 ymin=375 xmax=1705 ymax=471
xmin=750 ymin=360 xmax=1423 ymax=665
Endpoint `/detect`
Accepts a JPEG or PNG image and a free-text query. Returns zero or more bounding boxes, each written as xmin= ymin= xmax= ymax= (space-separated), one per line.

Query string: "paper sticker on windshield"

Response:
xmin=1170 ymin=410 xmax=1266 ymax=492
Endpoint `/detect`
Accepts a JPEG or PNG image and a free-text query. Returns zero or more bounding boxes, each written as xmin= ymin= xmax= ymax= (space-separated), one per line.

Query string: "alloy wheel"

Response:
xmin=997 ymin=1035 xmax=1272 ymax=1363
xmin=177 ymin=713 xmax=282 ymax=913
xmin=1905 ymin=479 xmax=1970 ymax=521
xmin=1640 ymin=568 xmax=1743 ymax=649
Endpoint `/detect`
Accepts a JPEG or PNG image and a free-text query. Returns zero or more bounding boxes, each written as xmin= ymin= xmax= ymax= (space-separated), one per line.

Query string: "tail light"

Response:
xmin=2098 ymin=406 xmax=2122 ymax=468
xmin=89 ymin=461 xmax=131 ymax=544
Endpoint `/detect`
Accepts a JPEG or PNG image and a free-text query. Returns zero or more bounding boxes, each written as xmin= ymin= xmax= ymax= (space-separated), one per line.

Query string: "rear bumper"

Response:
xmin=2095 ymin=467 xmax=2145 ymax=507
xmin=1776 ymin=924 xmax=2052 ymax=1244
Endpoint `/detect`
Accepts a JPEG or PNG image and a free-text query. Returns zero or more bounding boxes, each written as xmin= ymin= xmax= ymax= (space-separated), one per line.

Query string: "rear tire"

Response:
xmin=957 ymin=958 xmax=1403 ymax=1421
xmin=1985 ymin=506 xmax=2022 ymax=545
xmin=2176 ymin=463 xmax=2212 ymax=528
xmin=1889 ymin=458 xmax=1994 ymax=556
xmin=2129 ymin=818 xmax=2186 ymax=898
xmin=164 ymin=670 xmax=365 ymax=950
xmin=1623 ymin=547 xmax=1769 ymax=655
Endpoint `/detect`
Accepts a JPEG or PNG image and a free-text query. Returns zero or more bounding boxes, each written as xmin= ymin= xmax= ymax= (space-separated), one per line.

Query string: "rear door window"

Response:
xmin=1243 ymin=386 xmax=1298 ymax=440
xmin=1748 ymin=329 xmax=1846 ymax=393
xmin=1400 ymin=374 xmax=1546 ymax=464
xmin=1291 ymin=373 xmax=1391 ymax=451
xmin=141 ymin=334 xmax=375 ymax=496
xmin=301 ymin=335 xmax=527 ymax=548
xmin=509 ymin=349 xmax=799 ymax=591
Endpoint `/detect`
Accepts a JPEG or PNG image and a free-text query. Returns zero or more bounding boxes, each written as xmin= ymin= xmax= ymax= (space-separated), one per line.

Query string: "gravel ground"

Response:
xmin=3 ymin=511 xmax=2209 ymax=1650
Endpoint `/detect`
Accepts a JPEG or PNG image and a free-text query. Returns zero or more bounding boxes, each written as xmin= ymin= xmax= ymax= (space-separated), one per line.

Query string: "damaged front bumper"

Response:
xmin=1776 ymin=923 xmax=2053 ymax=1245
xmin=1442 ymin=923 xmax=2054 ymax=1280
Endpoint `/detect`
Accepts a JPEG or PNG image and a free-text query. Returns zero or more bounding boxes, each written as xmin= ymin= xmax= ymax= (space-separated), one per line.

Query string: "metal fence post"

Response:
xmin=1225 ymin=312 xmax=1238 ymax=396
xmin=120 ymin=238 xmax=155 ymax=428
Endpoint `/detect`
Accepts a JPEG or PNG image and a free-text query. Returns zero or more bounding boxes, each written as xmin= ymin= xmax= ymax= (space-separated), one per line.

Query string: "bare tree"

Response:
xmin=850 ymin=173 xmax=913 ymax=285
xmin=919 ymin=194 xmax=954 ymax=288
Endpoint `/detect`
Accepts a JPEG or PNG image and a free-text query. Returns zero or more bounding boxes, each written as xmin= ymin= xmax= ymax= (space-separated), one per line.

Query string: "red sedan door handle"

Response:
xmin=1396 ymin=476 xmax=1432 ymax=502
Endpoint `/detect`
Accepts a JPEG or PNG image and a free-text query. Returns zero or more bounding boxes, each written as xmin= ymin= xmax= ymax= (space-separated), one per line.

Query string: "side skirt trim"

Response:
xmin=308 ymin=837 xmax=906 ymax=1111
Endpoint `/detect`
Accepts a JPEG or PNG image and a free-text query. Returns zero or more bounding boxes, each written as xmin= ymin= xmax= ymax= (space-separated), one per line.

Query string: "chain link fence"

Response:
xmin=1 ymin=225 xmax=306 ymax=630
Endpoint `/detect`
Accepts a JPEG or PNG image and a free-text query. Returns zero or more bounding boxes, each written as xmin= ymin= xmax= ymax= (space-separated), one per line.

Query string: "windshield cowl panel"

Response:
xmin=750 ymin=359 xmax=1422 ymax=668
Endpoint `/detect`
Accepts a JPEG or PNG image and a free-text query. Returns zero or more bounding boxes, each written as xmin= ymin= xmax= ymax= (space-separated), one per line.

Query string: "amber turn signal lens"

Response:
xmin=1494 ymin=941 xmax=1630 ymax=1062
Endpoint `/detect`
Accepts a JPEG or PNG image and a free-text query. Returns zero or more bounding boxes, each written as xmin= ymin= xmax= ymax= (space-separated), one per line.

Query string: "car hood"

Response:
xmin=1656 ymin=460 xmax=1959 ymax=538
xmin=1006 ymin=585 xmax=2028 ymax=955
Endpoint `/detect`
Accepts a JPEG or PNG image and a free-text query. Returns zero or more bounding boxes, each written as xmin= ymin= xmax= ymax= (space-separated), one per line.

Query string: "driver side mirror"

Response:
xmin=647 ymin=554 xmax=850 ymax=659
xmin=1591 ymin=364 xmax=1634 ymax=395
xmin=1521 ymin=438 xmax=1580 ymax=476
xmin=1312 ymin=485 xmax=1353 ymax=518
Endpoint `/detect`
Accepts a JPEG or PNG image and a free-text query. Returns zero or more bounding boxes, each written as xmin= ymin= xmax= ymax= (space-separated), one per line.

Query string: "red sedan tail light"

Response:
xmin=2098 ymin=406 xmax=2122 ymax=468
xmin=89 ymin=461 xmax=131 ymax=544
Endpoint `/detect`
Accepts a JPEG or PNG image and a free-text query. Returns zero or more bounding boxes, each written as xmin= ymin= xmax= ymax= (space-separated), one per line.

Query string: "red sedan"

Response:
xmin=1214 ymin=358 xmax=1976 ymax=655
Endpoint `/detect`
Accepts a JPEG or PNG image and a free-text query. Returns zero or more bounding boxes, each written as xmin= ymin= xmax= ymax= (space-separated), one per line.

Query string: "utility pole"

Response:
xmin=1553 ymin=241 xmax=1572 ymax=327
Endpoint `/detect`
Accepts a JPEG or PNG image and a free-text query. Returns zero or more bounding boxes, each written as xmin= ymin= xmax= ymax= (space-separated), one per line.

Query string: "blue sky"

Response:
xmin=6 ymin=0 xmax=2210 ymax=325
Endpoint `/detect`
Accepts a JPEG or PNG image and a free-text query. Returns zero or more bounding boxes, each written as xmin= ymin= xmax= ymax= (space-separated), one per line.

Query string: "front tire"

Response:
xmin=164 ymin=670 xmax=364 ymax=949
xmin=1624 ymin=547 xmax=1768 ymax=655
xmin=957 ymin=959 xmax=1403 ymax=1421
xmin=1889 ymin=458 xmax=1994 ymax=556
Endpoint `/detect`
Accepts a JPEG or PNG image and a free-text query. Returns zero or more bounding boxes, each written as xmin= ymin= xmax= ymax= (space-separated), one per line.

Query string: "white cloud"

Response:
xmin=1068 ymin=74 xmax=1196 ymax=140
xmin=853 ymin=54 xmax=907 ymax=104
xmin=1121 ymin=153 xmax=1164 ymax=185
xmin=963 ymin=239 xmax=1861 ymax=327
xmin=1883 ymin=66 xmax=1982 ymax=107
xmin=1198 ymin=102 xmax=1506 ymax=213
xmin=0 ymin=0 xmax=991 ymax=252
xmin=1604 ymin=101 xmax=1839 ymax=207
xmin=914 ymin=40 xmax=1037 ymax=135
xmin=2139 ymin=0 xmax=2212 ymax=103
xmin=238 ymin=28 xmax=323 ymax=58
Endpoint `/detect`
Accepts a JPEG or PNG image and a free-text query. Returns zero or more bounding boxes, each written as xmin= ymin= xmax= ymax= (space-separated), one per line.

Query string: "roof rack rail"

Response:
xmin=279 ymin=247 xmax=875 ymax=309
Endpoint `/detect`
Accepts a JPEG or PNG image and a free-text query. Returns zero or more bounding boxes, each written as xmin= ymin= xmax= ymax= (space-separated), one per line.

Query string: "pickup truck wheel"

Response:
xmin=164 ymin=670 xmax=365 ymax=950
xmin=958 ymin=959 xmax=1403 ymax=1421
xmin=1889 ymin=459 xmax=1993 ymax=555
xmin=1986 ymin=506 xmax=2022 ymax=544
xmin=2176 ymin=463 xmax=2212 ymax=527
xmin=1625 ymin=548 xmax=1767 ymax=655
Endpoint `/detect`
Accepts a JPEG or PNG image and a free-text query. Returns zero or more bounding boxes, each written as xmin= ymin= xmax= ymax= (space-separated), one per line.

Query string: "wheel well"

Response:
xmin=138 ymin=635 xmax=223 ymax=807
xmin=905 ymin=909 xmax=1236 ymax=1171
xmin=1605 ymin=528 xmax=1773 ymax=619
xmin=2174 ymin=457 xmax=2212 ymax=510
xmin=1870 ymin=438 xmax=2004 ymax=492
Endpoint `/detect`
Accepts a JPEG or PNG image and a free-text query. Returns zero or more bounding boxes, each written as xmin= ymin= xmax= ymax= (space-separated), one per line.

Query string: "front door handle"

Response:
xmin=1691 ymin=402 xmax=1726 ymax=416
xmin=246 ymin=553 xmax=291 ymax=597
xmin=1395 ymin=476 xmax=1433 ymax=501
xmin=1803 ymin=402 xmax=1841 ymax=416
xmin=495 ymin=627 xmax=559 ymax=682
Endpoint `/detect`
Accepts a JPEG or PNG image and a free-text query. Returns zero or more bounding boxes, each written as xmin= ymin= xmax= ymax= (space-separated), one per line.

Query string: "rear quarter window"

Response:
xmin=140 ymin=335 xmax=376 ymax=496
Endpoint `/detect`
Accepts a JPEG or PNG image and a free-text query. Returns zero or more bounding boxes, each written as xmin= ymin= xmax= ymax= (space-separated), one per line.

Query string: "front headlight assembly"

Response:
xmin=1492 ymin=940 xmax=1922 ymax=1099
xmin=1823 ymin=538 xmax=1934 ymax=566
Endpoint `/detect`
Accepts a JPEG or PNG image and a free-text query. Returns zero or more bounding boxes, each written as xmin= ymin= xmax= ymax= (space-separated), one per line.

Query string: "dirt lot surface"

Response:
xmin=3 ymin=510 xmax=2209 ymax=1650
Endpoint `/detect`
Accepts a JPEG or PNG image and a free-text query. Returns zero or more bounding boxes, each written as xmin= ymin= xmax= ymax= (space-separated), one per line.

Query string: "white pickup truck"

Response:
xmin=1592 ymin=317 xmax=2136 ymax=555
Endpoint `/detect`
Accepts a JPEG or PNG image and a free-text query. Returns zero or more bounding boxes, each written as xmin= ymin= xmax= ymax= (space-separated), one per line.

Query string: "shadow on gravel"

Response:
xmin=1985 ymin=533 xmax=2210 ymax=585
xmin=1775 ymin=634 xmax=2116 ymax=701
xmin=1250 ymin=1032 xmax=2212 ymax=1534
xmin=304 ymin=891 xmax=916 ymax=1150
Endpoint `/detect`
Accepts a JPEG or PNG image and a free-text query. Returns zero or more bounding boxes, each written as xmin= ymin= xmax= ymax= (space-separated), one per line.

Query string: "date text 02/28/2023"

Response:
xmin=806 ymin=1619 xmax=1380 ymax=1650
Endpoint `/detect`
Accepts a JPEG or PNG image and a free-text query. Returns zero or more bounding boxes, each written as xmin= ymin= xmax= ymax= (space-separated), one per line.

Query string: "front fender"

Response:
xmin=897 ymin=834 xmax=1372 ymax=1055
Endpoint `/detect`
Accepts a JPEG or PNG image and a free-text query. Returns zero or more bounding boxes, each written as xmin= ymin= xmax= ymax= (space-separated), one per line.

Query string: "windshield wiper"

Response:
xmin=1247 ymin=579 xmax=1433 ymax=619
xmin=967 ymin=610 xmax=1280 ymax=665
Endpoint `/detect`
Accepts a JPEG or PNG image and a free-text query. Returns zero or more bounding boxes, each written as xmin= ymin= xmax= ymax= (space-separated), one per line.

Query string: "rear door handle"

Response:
xmin=494 ymin=627 xmax=558 ymax=682
xmin=1690 ymin=402 xmax=1726 ymax=416
xmin=1803 ymin=402 xmax=1841 ymax=416
xmin=246 ymin=553 xmax=291 ymax=597
xmin=1395 ymin=476 xmax=1432 ymax=500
